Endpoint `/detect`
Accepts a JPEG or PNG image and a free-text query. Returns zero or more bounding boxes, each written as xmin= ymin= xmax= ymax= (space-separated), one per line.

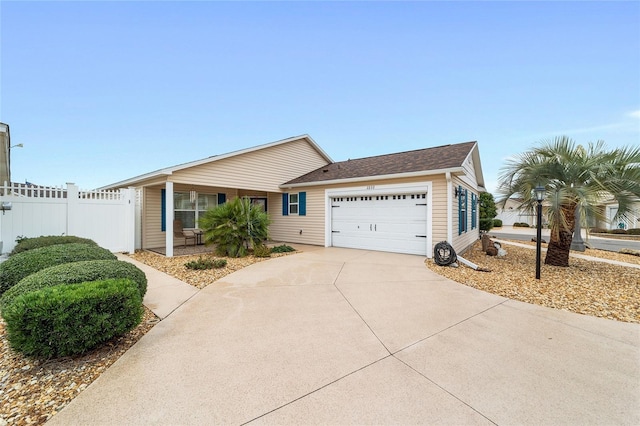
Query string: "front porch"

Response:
xmin=141 ymin=182 xmax=274 ymax=257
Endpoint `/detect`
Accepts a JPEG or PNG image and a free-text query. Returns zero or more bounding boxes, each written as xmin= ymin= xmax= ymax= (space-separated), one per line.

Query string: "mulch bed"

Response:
xmin=425 ymin=240 xmax=640 ymax=323
xmin=2 ymin=243 xmax=638 ymax=425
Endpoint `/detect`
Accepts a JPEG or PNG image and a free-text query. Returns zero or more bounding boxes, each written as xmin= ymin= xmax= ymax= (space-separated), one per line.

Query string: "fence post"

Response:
xmin=123 ymin=187 xmax=136 ymax=253
xmin=66 ymin=183 xmax=79 ymax=237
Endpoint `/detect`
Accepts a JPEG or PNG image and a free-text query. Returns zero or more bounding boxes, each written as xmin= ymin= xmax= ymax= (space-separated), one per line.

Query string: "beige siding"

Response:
xmin=271 ymin=174 xmax=450 ymax=253
xmin=430 ymin=177 xmax=449 ymax=245
xmin=143 ymin=187 xmax=164 ymax=249
xmin=458 ymin=154 xmax=479 ymax=188
xmin=451 ymin=177 xmax=479 ymax=254
xmin=170 ymin=139 xmax=328 ymax=192
xmin=268 ymin=187 xmax=326 ymax=245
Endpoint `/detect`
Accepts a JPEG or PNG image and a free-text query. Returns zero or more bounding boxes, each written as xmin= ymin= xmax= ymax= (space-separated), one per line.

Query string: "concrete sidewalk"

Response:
xmin=50 ymin=248 xmax=640 ymax=425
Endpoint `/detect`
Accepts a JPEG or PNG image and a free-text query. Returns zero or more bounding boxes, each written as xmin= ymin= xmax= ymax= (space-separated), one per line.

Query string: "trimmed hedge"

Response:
xmin=0 ymin=243 xmax=116 ymax=296
xmin=513 ymin=222 xmax=530 ymax=228
xmin=492 ymin=219 xmax=503 ymax=228
xmin=1 ymin=260 xmax=147 ymax=311
xmin=628 ymin=228 xmax=640 ymax=235
xmin=2 ymin=278 xmax=143 ymax=358
xmin=10 ymin=235 xmax=97 ymax=256
xmin=479 ymin=218 xmax=494 ymax=232
xmin=609 ymin=229 xmax=628 ymax=234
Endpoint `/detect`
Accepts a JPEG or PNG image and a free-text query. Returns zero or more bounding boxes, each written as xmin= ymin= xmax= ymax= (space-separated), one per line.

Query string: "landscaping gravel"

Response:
xmin=425 ymin=240 xmax=640 ymax=323
xmin=2 ymin=244 xmax=638 ymax=425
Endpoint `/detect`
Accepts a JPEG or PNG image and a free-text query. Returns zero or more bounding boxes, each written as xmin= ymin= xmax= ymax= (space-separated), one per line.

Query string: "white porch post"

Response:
xmin=165 ymin=181 xmax=174 ymax=257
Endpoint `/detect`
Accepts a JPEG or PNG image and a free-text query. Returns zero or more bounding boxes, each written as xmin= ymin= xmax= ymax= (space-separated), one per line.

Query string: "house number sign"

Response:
xmin=366 ymin=185 xmax=375 ymax=190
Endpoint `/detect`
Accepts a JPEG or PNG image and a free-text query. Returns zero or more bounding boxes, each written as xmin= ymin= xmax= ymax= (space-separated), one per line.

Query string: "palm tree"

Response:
xmin=198 ymin=196 xmax=271 ymax=258
xmin=498 ymin=136 xmax=640 ymax=267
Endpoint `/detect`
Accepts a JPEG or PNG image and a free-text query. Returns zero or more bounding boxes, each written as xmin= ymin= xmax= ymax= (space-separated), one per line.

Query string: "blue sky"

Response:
xmin=1 ymin=1 xmax=639 ymax=194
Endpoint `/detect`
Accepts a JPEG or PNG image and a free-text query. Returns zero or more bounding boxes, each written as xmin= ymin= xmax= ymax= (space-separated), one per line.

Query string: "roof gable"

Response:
xmin=284 ymin=141 xmax=479 ymax=186
xmin=100 ymin=135 xmax=331 ymax=189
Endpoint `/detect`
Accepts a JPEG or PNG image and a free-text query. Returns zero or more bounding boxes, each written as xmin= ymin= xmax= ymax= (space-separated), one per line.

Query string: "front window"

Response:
xmin=289 ymin=193 xmax=299 ymax=215
xmin=174 ymin=192 xmax=217 ymax=228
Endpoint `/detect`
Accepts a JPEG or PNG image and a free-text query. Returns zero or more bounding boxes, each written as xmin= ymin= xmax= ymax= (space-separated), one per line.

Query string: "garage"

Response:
xmin=330 ymin=192 xmax=428 ymax=255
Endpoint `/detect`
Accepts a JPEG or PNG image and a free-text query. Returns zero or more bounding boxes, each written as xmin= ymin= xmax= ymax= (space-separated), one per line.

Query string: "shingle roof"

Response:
xmin=284 ymin=141 xmax=477 ymax=185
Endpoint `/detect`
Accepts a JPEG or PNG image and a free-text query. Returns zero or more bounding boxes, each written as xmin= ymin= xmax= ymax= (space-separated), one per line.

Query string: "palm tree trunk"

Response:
xmin=544 ymin=204 xmax=576 ymax=267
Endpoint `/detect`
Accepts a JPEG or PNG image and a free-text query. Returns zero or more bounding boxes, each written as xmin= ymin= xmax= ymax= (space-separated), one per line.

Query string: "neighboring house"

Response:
xmin=101 ymin=135 xmax=485 ymax=258
xmin=594 ymin=198 xmax=640 ymax=230
xmin=495 ymin=197 xmax=536 ymax=226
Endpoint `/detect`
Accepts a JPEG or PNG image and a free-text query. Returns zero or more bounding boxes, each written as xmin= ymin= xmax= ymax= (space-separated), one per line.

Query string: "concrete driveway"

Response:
xmin=49 ymin=247 xmax=640 ymax=425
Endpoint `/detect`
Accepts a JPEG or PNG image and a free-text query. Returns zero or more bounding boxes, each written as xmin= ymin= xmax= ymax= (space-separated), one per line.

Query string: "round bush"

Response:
xmin=2 ymin=278 xmax=143 ymax=358
xmin=0 ymin=243 xmax=116 ymax=296
xmin=1 ymin=260 xmax=147 ymax=311
xmin=10 ymin=235 xmax=97 ymax=256
xmin=492 ymin=219 xmax=503 ymax=228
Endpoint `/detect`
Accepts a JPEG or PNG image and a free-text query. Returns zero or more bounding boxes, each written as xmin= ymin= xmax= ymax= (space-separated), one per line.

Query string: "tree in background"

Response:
xmin=498 ymin=136 xmax=640 ymax=267
xmin=198 ymin=197 xmax=270 ymax=258
xmin=479 ymin=192 xmax=498 ymax=231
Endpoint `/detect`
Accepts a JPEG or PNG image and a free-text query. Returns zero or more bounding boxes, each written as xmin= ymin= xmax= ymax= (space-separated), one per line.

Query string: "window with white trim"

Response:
xmin=289 ymin=193 xmax=299 ymax=215
xmin=174 ymin=192 xmax=217 ymax=228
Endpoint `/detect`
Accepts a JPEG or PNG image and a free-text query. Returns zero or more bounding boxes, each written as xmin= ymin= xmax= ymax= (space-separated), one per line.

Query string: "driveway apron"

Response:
xmin=49 ymin=247 xmax=640 ymax=425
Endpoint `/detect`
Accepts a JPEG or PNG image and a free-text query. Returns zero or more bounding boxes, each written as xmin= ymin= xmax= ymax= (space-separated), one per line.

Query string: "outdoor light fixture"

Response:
xmin=534 ymin=185 xmax=545 ymax=279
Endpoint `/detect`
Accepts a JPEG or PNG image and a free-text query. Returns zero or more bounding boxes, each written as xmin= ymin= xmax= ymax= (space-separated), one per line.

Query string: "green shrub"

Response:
xmin=11 ymin=235 xmax=97 ymax=256
xmin=609 ymin=229 xmax=628 ymax=234
xmin=198 ymin=197 xmax=270 ymax=258
xmin=0 ymin=243 xmax=116 ymax=296
xmin=492 ymin=219 xmax=503 ymax=228
xmin=2 ymin=278 xmax=143 ymax=358
xmin=1 ymin=260 xmax=147 ymax=311
xmin=513 ymin=222 xmax=530 ymax=228
xmin=185 ymin=257 xmax=215 ymax=270
xmin=627 ymin=228 xmax=640 ymax=235
xmin=213 ymin=259 xmax=227 ymax=268
xmin=253 ymin=244 xmax=272 ymax=258
xmin=479 ymin=219 xmax=493 ymax=232
xmin=184 ymin=257 xmax=227 ymax=270
xmin=590 ymin=227 xmax=609 ymax=234
xmin=270 ymin=244 xmax=296 ymax=253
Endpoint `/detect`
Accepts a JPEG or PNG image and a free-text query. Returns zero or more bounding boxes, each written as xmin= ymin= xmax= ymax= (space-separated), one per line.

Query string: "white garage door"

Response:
xmin=331 ymin=192 xmax=428 ymax=255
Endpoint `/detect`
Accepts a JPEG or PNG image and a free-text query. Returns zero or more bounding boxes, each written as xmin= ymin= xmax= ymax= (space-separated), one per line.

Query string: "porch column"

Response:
xmin=165 ymin=181 xmax=174 ymax=257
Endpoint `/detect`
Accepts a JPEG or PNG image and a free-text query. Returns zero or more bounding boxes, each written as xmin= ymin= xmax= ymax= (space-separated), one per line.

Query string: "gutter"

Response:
xmin=281 ymin=167 xmax=465 ymax=189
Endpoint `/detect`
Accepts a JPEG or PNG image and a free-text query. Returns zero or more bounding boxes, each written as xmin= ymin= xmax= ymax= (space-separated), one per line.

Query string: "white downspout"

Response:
xmin=446 ymin=172 xmax=453 ymax=243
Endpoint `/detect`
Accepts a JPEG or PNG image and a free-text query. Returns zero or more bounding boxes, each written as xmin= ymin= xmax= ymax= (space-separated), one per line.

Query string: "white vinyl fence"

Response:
xmin=0 ymin=182 xmax=135 ymax=254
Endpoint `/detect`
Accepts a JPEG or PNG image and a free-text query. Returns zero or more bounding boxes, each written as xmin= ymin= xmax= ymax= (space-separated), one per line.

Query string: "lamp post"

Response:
xmin=534 ymin=185 xmax=545 ymax=280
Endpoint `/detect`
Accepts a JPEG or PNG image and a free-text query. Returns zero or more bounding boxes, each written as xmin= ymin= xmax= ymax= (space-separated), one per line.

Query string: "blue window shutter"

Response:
xmin=299 ymin=192 xmax=306 ymax=216
xmin=217 ymin=193 xmax=226 ymax=205
xmin=161 ymin=189 xmax=166 ymax=232
xmin=464 ymin=189 xmax=468 ymax=232
xmin=458 ymin=186 xmax=463 ymax=235
xmin=282 ymin=193 xmax=289 ymax=216
xmin=472 ymin=193 xmax=477 ymax=229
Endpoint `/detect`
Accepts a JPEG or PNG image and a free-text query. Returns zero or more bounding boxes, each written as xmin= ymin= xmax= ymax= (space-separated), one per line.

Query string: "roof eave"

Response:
xmin=98 ymin=170 xmax=173 ymax=190
xmin=280 ymin=167 xmax=466 ymax=189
